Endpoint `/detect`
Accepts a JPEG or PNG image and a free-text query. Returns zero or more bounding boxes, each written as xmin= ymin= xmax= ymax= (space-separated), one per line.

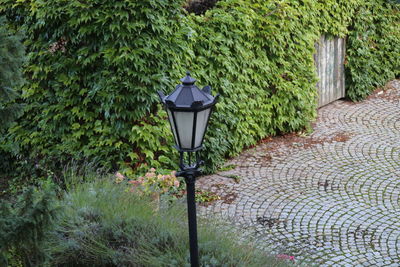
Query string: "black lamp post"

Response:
xmin=158 ymin=72 xmax=219 ymax=267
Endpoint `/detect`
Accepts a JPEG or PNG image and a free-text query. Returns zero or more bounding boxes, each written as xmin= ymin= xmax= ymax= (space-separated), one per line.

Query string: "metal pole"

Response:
xmin=185 ymin=175 xmax=199 ymax=267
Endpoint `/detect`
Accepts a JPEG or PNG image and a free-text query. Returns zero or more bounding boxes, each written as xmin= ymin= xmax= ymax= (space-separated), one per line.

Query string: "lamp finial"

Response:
xmin=181 ymin=71 xmax=196 ymax=85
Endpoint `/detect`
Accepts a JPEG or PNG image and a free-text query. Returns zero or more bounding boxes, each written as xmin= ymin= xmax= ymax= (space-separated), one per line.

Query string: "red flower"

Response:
xmin=276 ymin=254 xmax=295 ymax=262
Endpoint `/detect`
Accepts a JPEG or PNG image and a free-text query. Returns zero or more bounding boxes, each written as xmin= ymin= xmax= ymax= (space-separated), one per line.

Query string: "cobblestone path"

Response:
xmin=197 ymin=81 xmax=400 ymax=266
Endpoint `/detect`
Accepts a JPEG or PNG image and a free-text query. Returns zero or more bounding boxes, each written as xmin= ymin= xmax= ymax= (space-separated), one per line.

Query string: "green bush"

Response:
xmin=0 ymin=183 xmax=59 ymax=266
xmin=345 ymin=0 xmax=400 ymax=100
xmin=43 ymin=178 xmax=288 ymax=267
xmin=0 ymin=0 xmax=398 ymax=180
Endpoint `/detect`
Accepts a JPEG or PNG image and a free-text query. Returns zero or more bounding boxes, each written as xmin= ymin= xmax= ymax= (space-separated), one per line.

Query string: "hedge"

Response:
xmin=0 ymin=0 xmax=398 ymax=181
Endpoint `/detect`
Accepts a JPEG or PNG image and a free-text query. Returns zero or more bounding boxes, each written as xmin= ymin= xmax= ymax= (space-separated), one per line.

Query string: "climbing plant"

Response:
xmin=0 ymin=0 xmax=398 ymax=182
xmin=0 ymin=16 xmax=24 ymax=131
xmin=345 ymin=0 xmax=400 ymax=100
xmin=0 ymin=0 xmax=188 ymax=179
xmin=0 ymin=15 xmax=25 ymax=179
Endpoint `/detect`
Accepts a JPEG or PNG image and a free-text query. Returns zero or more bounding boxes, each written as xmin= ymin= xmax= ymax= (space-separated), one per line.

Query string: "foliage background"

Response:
xmin=0 ymin=15 xmax=25 ymax=185
xmin=0 ymin=16 xmax=24 ymax=130
xmin=0 ymin=0 xmax=398 ymax=183
xmin=345 ymin=1 xmax=400 ymax=100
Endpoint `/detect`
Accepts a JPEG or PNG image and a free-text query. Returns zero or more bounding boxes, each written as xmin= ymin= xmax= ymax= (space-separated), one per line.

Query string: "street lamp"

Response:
xmin=158 ymin=72 xmax=219 ymax=267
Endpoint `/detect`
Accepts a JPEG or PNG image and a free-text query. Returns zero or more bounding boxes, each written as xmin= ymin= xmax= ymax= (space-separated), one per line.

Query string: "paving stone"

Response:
xmin=197 ymin=80 xmax=400 ymax=266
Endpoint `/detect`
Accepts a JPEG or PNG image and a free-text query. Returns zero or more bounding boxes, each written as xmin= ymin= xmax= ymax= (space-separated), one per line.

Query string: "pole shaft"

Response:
xmin=186 ymin=176 xmax=199 ymax=267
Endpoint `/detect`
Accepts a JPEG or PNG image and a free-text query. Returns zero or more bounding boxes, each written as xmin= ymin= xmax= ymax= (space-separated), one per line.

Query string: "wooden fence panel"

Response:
xmin=314 ymin=35 xmax=346 ymax=107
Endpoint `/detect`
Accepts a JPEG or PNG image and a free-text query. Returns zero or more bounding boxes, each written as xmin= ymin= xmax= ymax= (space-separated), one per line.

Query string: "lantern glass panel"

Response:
xmin=194 ymin=108 xmax=211 ymax=148
xmin=174 ymin=111 xmax=194 ymax=149
xmin=167 ymin=109 xmax=179 ymax=146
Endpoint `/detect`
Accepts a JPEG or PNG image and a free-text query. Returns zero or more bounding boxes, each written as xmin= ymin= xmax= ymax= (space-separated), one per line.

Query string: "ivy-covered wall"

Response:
xmin=1 ymin=0 xmax=188 ymax=178
xmin=0 ymin=16 xmax=24 ymax=131
xmin=0 ymin=15 xmax=25 ymax=177
xmin=0 ymin=0 xmax=398 ymax=179
xmin=346 ymin=1 xmax=400 ymax=100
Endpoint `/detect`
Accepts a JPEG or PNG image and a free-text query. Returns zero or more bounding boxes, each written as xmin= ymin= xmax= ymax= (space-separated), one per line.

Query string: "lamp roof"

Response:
xmin=160 ymin=72 xmax=216 ymax=110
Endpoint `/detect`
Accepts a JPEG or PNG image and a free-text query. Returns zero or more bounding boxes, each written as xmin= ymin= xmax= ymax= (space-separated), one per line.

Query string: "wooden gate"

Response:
xmin=314 ymin=35 xmax=346 ymax=107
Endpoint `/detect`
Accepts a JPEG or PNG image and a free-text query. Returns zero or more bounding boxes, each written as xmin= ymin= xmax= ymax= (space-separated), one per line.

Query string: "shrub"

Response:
xmin=43 ymin=178 xmax=288 ymax=267
xmin=0 ymin=183 xmax=59 ymax=267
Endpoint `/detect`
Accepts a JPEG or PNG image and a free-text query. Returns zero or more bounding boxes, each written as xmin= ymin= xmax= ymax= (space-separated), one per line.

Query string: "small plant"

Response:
xmin=116 ymin=168 xmax=182 ymax=197
xmin=195 ymin=189 xmax=221 ymax=203
xmin=218 ymin=164 xmax=236 ymax=172
xmin=175 ymin=189 xmax=221 ymax=204
xmin=120 ymin=168 xmax=223 ymax=205
xmin=276 ymin=254 xmax=296 ymax=264
xmin=225 ymin=174 xmax=241 ymax=183
xmin=173 ymin=188 xmax=220 ymax=204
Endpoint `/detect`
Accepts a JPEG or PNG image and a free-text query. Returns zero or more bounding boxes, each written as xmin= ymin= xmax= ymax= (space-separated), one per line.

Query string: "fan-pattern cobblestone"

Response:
xmin=197 ymin=81 xmax=400 ymax=266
